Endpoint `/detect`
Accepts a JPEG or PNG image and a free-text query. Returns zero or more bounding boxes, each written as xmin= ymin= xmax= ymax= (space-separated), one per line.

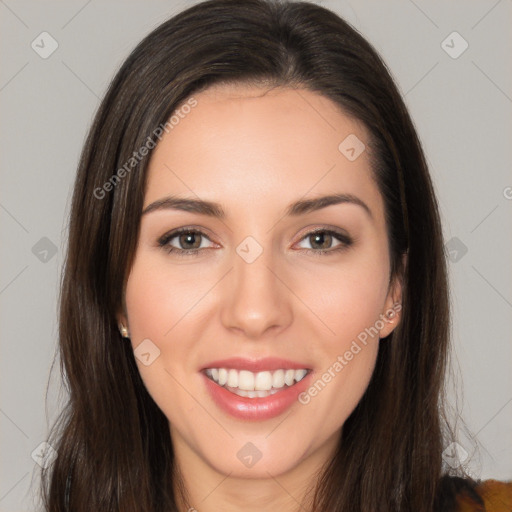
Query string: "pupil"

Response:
xmin=180 ymin=232 xmax=200 ymax=249
xmin=311 ymin=232 xmax=331 ymax=250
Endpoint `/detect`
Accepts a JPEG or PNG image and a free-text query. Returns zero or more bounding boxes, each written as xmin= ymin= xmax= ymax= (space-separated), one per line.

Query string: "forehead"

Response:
xmin=144 ymin=84 xmax=383 ymax=221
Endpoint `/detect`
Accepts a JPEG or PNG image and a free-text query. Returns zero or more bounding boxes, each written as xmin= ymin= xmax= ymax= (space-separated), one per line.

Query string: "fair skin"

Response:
xmin=118 ymin=84 xmax=402 ymax=512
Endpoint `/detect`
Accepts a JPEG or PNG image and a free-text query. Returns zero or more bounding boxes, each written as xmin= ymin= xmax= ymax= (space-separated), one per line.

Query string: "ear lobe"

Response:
xmin=378 ymin=300 xmax=402 ymax=339
xmin=379 ymin=254 xmax=406 ymax=339
xmin=116 ymin=311 xmax=130 ymax=338
xmin=116 ymin=310 xmax=127 ymax=326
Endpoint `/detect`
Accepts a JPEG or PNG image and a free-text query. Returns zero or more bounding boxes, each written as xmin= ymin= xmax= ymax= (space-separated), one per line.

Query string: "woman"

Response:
xmin=40 ymin=0 xmax=511 ymax=510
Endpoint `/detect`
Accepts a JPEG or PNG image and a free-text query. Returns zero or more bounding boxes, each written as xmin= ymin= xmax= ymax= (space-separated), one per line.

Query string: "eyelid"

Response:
xmin=292 ymin=225 xmax=352 ymax=244
xmin=292 ymin=226 xmax=353 ymax=252
xmin=157 ymin=226 xmax=219 ymax=252
xmin=158 ymin=225 xmax=354 ymax=256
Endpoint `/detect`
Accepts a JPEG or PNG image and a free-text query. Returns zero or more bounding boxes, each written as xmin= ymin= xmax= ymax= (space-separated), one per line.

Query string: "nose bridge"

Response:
xmin=220 ymin=238 xmax=292 ymax=338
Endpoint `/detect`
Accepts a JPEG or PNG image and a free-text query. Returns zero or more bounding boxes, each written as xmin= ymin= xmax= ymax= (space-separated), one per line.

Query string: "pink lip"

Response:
xmin=201 ymin=357 xmax=311 ymax=372
xmin=201 ymin=369 xmax=313 ymax=421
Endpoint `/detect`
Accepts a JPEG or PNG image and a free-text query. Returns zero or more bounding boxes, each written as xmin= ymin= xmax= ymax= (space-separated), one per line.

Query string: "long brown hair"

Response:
xmin=40 ymin=0 xmax=477 ymax=510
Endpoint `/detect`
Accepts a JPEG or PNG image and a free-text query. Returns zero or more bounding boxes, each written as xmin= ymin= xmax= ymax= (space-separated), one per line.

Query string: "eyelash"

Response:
xmin=157 ymin=227 xmax=354 ymax=258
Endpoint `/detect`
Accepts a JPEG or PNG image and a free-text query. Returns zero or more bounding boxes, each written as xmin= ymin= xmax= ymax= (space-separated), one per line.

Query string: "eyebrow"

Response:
xmin=141 ymin=193 xmax=372 ymax=219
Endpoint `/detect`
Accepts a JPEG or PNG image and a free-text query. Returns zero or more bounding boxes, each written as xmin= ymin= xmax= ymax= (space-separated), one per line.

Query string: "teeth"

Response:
xmin=227 ymin=369 xmax=238 ymax=387
xmin=272 ymin=369 xmax=285 ymax=388
xmin=238 ymin=370 xmax=255 ymax=390
xmin=229 ymin=387 xmax=281 ymax=398
xmin=218 ymin=368 xmax=228 ymax=386
xmin=255 ymin=371 xmax=272 ymax=391
xmin=284 ymin=369 xmax=295 ymax=386
xmin=205 ymin=367 xmax=309 ymax=391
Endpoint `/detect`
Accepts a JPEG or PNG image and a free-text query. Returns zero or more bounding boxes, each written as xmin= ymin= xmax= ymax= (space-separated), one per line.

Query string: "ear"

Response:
xmin=116 ymin=307 xmax=130 ymax=337
xmin=378 ymin=253 xmax=407 ymax=339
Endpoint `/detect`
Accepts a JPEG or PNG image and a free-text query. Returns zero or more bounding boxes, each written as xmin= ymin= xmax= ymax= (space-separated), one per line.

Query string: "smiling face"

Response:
xmin=118 ymin=83 xmax=402 ymax=486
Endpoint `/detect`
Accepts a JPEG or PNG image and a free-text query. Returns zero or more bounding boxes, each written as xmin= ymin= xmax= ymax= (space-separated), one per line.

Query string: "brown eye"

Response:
xmin=308 ymin=232 xmax=334 ymax=250
xmin=177 ymin=232 xmax=202 ymax=250
xmin=158 ymin=228 xmax=215 ymax=256
xmin=296 ymin=228 xmax=353 ymax=255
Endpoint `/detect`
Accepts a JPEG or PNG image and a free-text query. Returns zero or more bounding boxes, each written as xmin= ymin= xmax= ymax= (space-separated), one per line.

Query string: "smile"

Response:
xmin=201 ymin=359 xmax=313 ymax=420
xmin=204 ymin=368 xmax=310 ymax=398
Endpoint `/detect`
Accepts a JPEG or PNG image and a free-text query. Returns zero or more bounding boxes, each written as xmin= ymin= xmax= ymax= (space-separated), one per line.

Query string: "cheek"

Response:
xmin=124 ymin=254 xmax=209 ymax=340
xmin=123 ymin=257 xmax=206 ymax=424
xmin=293 ymin=266 xmax=386 ymax=437
xmin=290 ymin=251 xmax=388 ymax=418
xmin=296 ymin=253 xmax=390 ymax=343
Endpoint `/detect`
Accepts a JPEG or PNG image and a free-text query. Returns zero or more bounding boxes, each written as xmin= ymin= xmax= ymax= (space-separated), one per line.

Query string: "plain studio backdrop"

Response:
xmin=0 ymin=1 xmax=511 ymax=510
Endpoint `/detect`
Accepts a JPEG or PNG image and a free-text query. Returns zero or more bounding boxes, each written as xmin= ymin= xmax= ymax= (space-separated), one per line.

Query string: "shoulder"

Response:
xmin=455 ymin=478 xmax=512 ymax=512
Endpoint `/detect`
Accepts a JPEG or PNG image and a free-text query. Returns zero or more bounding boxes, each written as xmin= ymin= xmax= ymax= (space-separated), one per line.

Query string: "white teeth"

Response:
xmin=227 ymin=387 xmax=281 ymax=398
xmin=238 ymin=370 xmax=254 ymax=390
xmin=205 ymin=367 xmax=309 ymax=393
xmin=284 ymin=369 xmax=295 ymax=386
xmin=272 ymin=369 xmax=285 ymax=388
xmin=294 ymin=369 xmax=307 ymax=382
xmin=227 ymin=369 xmax=238 ymax=387
xmin=218 ymin=368 xmax=228 ymax=386
xmin=255 ymin=371 xmax=273 ymax=391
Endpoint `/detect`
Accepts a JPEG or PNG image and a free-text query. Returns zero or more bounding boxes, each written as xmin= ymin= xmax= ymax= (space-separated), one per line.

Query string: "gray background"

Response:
xmin=1 ymin=0 xmax=511 ymax=509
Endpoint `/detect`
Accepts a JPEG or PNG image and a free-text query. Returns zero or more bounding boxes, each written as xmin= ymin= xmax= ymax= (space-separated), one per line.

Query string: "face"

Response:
xmin=119 ymin=84 xmax=402 ymax=483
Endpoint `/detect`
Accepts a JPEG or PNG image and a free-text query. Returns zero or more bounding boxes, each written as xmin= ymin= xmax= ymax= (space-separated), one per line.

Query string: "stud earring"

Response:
xmin=386 ymin=303 xmax=402 ymax=320
xmin=118 ymin=324 xmax=130 ymax=338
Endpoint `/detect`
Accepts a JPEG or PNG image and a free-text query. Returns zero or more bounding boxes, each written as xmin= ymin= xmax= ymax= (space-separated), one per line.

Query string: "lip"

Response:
xmin=201 ymin=357 xmax=312 ymax=373
xmin=201 ymin=367 xmax=313 ymax=421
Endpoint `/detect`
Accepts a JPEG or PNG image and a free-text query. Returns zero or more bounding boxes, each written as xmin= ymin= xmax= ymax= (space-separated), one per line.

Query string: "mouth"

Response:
xmin=203 ymin=367 xmax=311 ymax=398
xmin=200 ymin=357 xmax=313 ymax=421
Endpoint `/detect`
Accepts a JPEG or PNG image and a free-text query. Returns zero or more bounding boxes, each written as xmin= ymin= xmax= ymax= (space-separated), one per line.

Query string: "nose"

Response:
xmin=220 ymin=246 xmax=293 ymax=340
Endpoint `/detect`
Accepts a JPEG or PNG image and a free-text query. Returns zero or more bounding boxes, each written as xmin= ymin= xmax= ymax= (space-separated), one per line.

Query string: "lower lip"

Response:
xmin=201 ymin=372 xmax=312 ymax=421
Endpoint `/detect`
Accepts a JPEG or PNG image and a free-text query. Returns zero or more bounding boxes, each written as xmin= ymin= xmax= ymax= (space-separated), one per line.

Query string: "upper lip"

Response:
xmin=201 ymin=357 xmax=312 ymax=373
